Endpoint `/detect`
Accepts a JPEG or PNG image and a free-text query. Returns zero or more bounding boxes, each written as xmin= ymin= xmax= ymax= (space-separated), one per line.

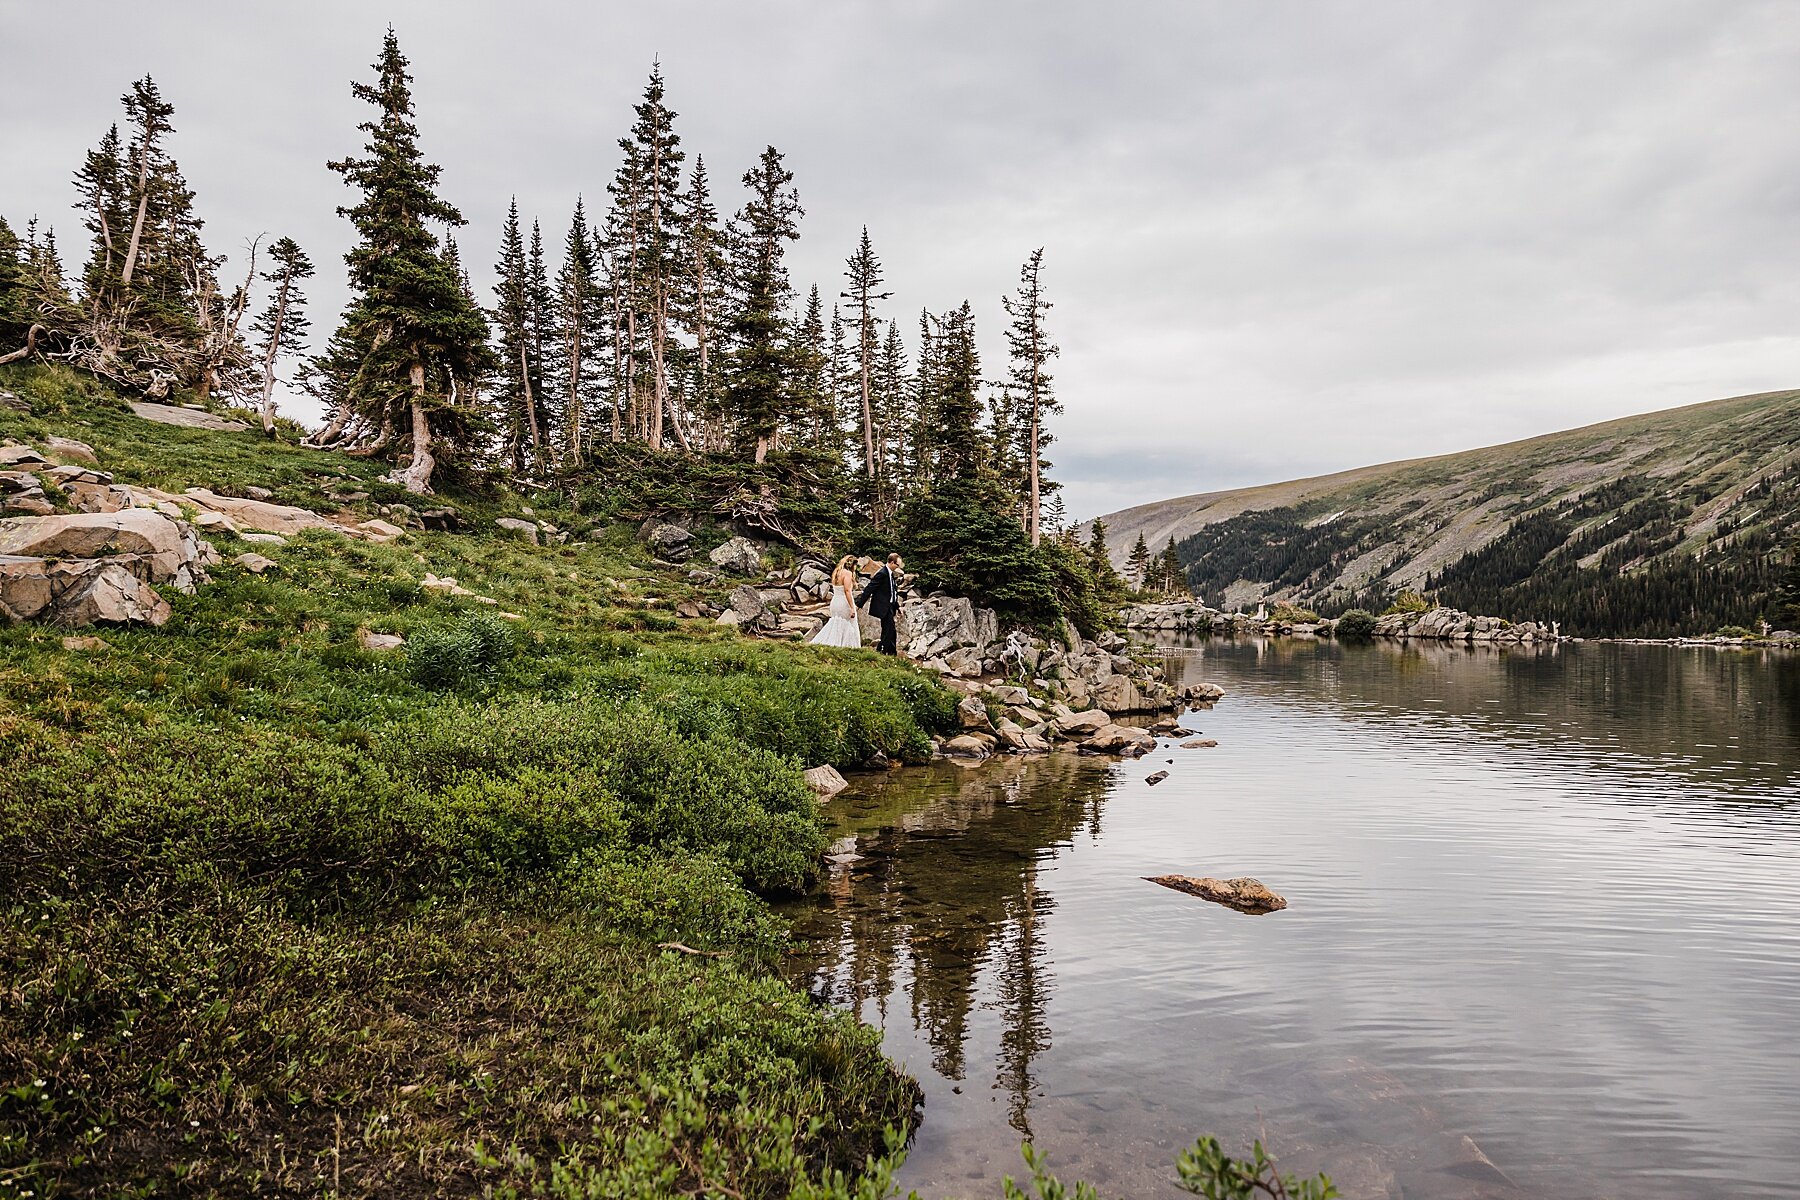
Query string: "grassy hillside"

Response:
xmin=0 ymin=363 xmax=955 ymax=1197
xmin=1094 ymin=389 xmax=1800 ymax=636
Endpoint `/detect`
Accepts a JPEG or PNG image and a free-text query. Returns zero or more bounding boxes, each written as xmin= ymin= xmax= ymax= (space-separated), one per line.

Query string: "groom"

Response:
xmin=858 ymin=553 xmax=905 ymax=655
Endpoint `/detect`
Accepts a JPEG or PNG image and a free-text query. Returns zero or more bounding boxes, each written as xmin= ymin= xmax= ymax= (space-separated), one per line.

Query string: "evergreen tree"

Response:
xmin=873 ymin=320 xmax=912 ymax=495
xmin=1003 ymin=248 xmax=1060 ymax=544
xmin=526 ymin=219 xmax=555 ymax=459
xmin=553 ymin=197 xmax=603 ymax=463
xmin=919 ymin=302 xmax=983 ymax=480
xmin=603 ymin=63 xmax=687 ymax=449
xmin=0 ymin=217 xmax=29 ymax=348
xmin=1158 ymin=537 xmax=1186 ymax=596
xmin=724 ymin=146 xmax=802 ymax=462
xmin=1043 ymin=494 xmax=1067 ymax=537
xmin=249 ymin=237 xmax=313 ymax=436
xmin=1127 ymin=532 xmax=1152 ymax=591
xmin=1780 ymin=535 xmax=1800 ymax=625
xmin=789 ymin=284 xmax=835 ymax=452
xmin=841 ymin=227 xmax=890 ymax=506
xmin=677 ymin=156 xmax=729 ymax=451
xmin=490 ymin=200 xmax=542 ymax=471
xmin=324 ymin=28 xmax=494 ymax=493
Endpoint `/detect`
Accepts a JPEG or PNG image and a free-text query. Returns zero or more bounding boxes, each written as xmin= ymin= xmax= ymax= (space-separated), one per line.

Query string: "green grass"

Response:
xmin=0 ymin=363 xmax=951 ymax=1197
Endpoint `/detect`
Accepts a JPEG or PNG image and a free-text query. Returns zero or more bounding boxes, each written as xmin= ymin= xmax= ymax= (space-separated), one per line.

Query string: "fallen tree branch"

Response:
xmin=655 ymin=941 xmax=728 ymax=958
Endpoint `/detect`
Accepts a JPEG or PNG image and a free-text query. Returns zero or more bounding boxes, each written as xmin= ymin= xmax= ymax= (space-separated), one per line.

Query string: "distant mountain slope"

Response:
xmin=1092 ymin=389 xmax=1800 ymax=636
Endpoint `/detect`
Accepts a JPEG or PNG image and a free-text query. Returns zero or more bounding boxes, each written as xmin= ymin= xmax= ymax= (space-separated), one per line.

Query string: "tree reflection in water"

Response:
xmin=783 ymin=755 xmax=1113 ymax=1139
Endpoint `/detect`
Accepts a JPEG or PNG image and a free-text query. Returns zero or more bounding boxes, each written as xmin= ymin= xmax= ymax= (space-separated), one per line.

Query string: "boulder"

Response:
xmin=715 ymin=609 xmax=745 ymax=628
xmin=709 ymin=535 xmax=763 ymax=575
xmin=129 ymin=401 xmax=248 ymax=432
xmin=180 ymin=488 xmax=336 ymax=536
xmin=1053 ymin=708 xmax=1111 ymax=737
xmin=0 ymin=554 xmax=55 ymax=621
xmin=641 ymin=521 xmax=693 ymax=561
xmin=0 ymin=509 xmax=210 ymax=591
xmin=495 ymin=517 xmax=540 ymax=544
xmin=417 ymin=507 xmax=460 ymax=532
xmin=727 ymin=584 xmax=768 ymax=626
xmin=942 ymin=733 xmax=993 ymax=759
xmin=1081 ymin=724 xmax=1156 ymax=756
xmin=3 ymin=490 xmax=55 ymax=516
xmin=359 ymin=518 xmax=406 ymax=543
xmin=1180 ymin=739 xmax=1219 ymax=749
xmin=0 ymin=389 xmax=27 ymax=413
xmin=45 ymin=436 xmax=98 ymax=465
xmin=53 ymin=560 xmax=171 ymax=627
xmin=795 ymin=563 xmax=829 ymax=592
xmin=1145 ymin=770 xmax=1170 ymax=786
xmin=957 ymin=695 xmax=994 ymax=731
xmin=1181 ymin=683 xmax=1226 ymax=704
xmin=240 ymin=532 xmax=286 ymax=546
xmin=235 ymin=552 xmax=278 ymax=574
xmin=243 ymin=486 xmax=274 ymax=501
xmin=0 ymin=445 xmax=50 ymax=467
xmin=61 ymin=635 xmax=109 ymax=652
xmin=1143 ymin=875 xmax=1287 ymax=914
xmin=193 ymin=511 xmax=238 ymax=534
xmin=802 ymin=765 xmax=849 ymax=799
xmin=1094 ymin=673 xmax=1151 ymax=714
xmin=358 ymin=630 xmax=405 ymax=652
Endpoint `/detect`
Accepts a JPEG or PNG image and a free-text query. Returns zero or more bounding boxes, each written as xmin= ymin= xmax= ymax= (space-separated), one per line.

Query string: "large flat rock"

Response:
xmin=129 ymin=401 xmax=249 ymax=432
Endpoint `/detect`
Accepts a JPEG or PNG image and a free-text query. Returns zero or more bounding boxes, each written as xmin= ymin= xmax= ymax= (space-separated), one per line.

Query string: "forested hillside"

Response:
xmin=1093 ymin=389 xmax=1800 ymax=637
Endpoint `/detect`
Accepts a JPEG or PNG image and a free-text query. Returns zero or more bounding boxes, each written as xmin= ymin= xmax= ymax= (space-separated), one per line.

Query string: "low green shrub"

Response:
xmin=1382 ymin=588 xmax=1432 ymax=616
xmin=1270 ymin=602 xmax=1321 ymax=623
xmin=1715 ymin=625 xmax=1757 ymax=639
xmin=1334 ymin=608 xmax=1379 ymax=638
xmin=405 ymin=612 xmax=514 ymax=690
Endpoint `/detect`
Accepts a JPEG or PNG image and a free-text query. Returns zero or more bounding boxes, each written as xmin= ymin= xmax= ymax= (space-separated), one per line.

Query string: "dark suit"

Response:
xmin=858 ymin=565 xmax=902 ymax=655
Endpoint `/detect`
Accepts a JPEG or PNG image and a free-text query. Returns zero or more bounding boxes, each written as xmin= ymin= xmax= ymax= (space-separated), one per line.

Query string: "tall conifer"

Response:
xmin=325 ymin=28 xmax=493 ymax=493
xmin=724 ymin=146 xmax=802 ymax=462
xmin=249 ymin=237 xmax=313 ymax=436
xmin=1003 ymin=248 xmax=1061 ymax=544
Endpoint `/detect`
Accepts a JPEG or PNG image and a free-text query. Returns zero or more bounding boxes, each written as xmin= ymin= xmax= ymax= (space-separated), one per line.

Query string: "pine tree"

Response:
xmin=874 ymin=320 xmax=912 ymax=496
xmin=1043 ymin=494 xmax=1067 ymax=536
xmin=0 ymin=217 xmax=29 ymax=348
xmin=841 ymin=228 xmax=891 ymax=508
xmin=1003 ymin=248 xmax=1061 ymax=545
xmin=490 ymin=200 xmax=542 ymax=471
xmin=324 ymin=28 xmax=494 ymax=494
xmin=677 ymin=156 xmax=729 ymax=451
xmin=919 ymin=302 xmax=983 ymax=481
xmin=1127 ymin=532 xmax=1152 ymax=591
xmin=725 ymin=146 xmax=802 ymax=463
xmin=527 ymin=219 xmax=555 ymax=461
xmin=789 ymin=284 xmax=835 ymax=452
xmin=603 ymin=64 xmax=687 ymax=449
xmin=248 ymin=237 xmax=313 ymax=436
xmin=553 ymin=197 xmax=603 ymax=463
xmin=1159 ymin=536 xmax=1188 ymax=597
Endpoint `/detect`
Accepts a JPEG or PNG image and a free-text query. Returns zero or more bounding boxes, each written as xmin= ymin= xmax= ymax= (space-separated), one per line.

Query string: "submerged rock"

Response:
xmin=1145 ymin=874 xmax=1287 ymax=914
xmin=1180 ymin=739 xmax=1219 ymax=749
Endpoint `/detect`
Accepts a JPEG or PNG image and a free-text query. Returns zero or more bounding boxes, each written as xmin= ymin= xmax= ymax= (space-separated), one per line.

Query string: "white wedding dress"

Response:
xmin=810 ymin=585 xmax=863 ymax=649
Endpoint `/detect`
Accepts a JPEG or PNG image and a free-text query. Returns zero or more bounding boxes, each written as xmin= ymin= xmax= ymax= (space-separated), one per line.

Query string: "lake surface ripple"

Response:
xmin=781 ymin=638 xmax=1800 ymax=1199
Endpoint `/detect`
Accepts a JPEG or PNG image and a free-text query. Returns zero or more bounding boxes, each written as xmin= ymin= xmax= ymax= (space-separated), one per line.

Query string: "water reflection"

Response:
xmin=791 ymin=757 xmax=1112 ymax=1139
xmin=784 ymin=641 xmax=1800 ymax=1199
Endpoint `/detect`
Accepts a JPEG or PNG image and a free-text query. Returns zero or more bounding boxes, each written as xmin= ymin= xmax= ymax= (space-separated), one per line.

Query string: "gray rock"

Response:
xmin=46 ymin=436 xmax=98 ymax=465
xmin=495 ymin=517 xmax=540 ymax=544
xmin=128 ymin=401 xmax=248 ymax=432
xmin=358 ymin=629 xmax=405 ymax=651
xmin=243 ymin=486 xmax=274 ymax=501
xmin=727 ymin=584 xmax=768 ymax=626
xmin=709 ymin=535 xmax=763 ymax=575
xmin=802 ymin=764 xmax=849 ymax=799
xmin=235 ymin=552 xmax=278 ymax=574
xmin=0 ymin=445 xmax=50 ymax=467
xmin=641 ymin=521 xmax=693 ymax=561
xmin=957 ymin=695 xmax=994 ymax=731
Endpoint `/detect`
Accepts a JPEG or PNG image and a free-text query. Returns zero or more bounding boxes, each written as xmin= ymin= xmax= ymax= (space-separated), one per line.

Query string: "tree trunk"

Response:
xmin=1029 ymin=397 xmax=1041 ymax=546
xmin=258 ymin=277 xmax=290 ymax=436
xmin=120 ymin=146 xmax=153 ymax=290
xmin=520 ymin=340 xmax=542 ymax=473
xmin=398 ymin=364 xmax=435 ymax=494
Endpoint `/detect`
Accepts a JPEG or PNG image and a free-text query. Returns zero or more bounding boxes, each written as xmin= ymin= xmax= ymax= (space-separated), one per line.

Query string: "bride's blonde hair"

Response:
xmin=833 ymin=554 xmax=853 ymax=576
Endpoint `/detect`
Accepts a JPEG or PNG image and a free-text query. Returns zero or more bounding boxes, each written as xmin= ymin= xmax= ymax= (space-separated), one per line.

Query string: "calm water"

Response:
xmin=782 ymin=638 xmax=1800 ymax=1199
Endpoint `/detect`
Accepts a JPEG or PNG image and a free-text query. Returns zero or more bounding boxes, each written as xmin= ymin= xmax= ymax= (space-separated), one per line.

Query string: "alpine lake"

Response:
xmin=779 ymin=635 xmax=1800 ymax=1199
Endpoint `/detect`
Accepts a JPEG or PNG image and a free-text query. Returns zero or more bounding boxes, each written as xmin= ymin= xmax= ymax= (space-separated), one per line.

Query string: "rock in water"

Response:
xmin=1180 ymin=739 xmax=1219 ymax=749
xmin=802 ymin=765 xmax=849 ymax=799
xmin=1145 ymin=771 xmax=1169 ymax=786
xmin=1144 ymin=874 xmax=1287 ymax=914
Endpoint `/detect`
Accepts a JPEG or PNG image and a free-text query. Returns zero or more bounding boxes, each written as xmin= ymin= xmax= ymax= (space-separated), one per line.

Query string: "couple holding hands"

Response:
xmin=809 ymin=553 xmax=906 ymax=655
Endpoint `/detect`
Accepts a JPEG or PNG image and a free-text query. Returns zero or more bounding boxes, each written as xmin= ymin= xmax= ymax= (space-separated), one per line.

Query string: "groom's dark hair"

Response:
xmin=887 ymin=553 xmax=902 ymax=566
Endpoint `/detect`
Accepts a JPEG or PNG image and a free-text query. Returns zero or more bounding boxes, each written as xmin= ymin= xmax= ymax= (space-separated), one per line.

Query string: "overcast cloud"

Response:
xmin=5 ymin=0 xmax=1799 ymax=518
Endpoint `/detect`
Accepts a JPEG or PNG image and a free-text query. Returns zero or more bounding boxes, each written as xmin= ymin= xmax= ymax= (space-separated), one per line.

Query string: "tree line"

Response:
xmin=0 ymin=30 xmax=1139 ymax=633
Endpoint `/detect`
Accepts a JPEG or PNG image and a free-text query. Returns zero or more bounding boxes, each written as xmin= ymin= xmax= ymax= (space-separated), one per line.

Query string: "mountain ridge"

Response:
xmin=1091 ymin=387 xmax=1800 ymax=636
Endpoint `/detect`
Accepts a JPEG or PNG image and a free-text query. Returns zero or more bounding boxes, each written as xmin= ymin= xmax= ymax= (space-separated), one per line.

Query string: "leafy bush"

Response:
xmin=405 ymin=611 xmax=514 ymax=689
xmin=1715 ymin=625 xmax=1757 ymax=639
xmin=1270 ymin=602 xmax=1320 ymax=623
xmin=1382 ymin=588 xmax=1432 ymax=616
xmin=898 ymin=474 xmax=1064 ymax=634
xmin=1334 ymin=608 xmax=1378 ymax=638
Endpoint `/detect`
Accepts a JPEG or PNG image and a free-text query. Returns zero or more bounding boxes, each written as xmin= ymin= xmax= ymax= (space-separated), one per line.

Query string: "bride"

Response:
xmin=808 ymin=555 xmax=863 ymax=649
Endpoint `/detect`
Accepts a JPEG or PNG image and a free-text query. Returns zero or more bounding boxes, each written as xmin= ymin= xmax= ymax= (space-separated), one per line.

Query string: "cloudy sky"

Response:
xmin=6 ymin=0 xmax=1799 ymax=518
